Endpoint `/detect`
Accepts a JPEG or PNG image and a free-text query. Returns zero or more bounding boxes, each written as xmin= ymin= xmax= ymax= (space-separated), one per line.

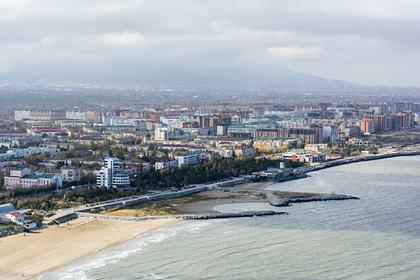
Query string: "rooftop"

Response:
xmin=22 ymin=173 xmax=57 ymax=179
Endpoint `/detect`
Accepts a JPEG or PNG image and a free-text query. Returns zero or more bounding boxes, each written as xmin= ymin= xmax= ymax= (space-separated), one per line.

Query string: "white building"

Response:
xmin=112 ymin=173 xmax=130 ymax=186
xmin=96 ymin=157 xmax=130 ymax=188
xmin=66 ymin=111 xmax=85 ymax=120
xmin=14 ymin=110 xmax=31 ymax=121
xmin=61 ymin=167 xmax=81 ymax=182
xmin=322 ymin=125 xmax=338 ymax=142
xmin=4 ymin=168 xmax=63 ymax=189
xmin=154 ymin=126 xmax=168 ymax=141
xmin=96 ymin=168 xmax=111 ymax=188
xmin=175 ymin=152 xmax=206 ymax=167
xmin=160 ymin=117 xmax=186 ymax=132
xmin=154 ymin=160 xmax=178 ymax=170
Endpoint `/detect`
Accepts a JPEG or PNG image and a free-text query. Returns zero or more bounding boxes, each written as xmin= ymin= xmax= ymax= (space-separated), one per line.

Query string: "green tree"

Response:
xmin=115 ymin=149 xmax=125 ymax=160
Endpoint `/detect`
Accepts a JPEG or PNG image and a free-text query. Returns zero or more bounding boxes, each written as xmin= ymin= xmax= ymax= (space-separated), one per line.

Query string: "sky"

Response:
xmin=0 ymin=0 xmax=419 ymax=87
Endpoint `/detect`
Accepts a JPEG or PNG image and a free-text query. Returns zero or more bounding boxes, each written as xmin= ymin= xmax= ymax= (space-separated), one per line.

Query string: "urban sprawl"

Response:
xmin=1 ymin=99 xmax=420 ymax=235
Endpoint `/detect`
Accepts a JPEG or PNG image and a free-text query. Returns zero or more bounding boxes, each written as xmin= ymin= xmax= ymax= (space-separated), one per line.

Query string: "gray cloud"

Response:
xmin=0 ymin=0 xmax=419 ymax=86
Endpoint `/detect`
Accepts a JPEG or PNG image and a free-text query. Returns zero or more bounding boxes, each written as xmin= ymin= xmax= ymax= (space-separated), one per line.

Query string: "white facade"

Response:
xmin=61 ymin=167 xmax=81 ymax=182
xmin=66 ymin=111 xmax=85 ymax=120
xmin=112 ymin=173 xmax=130 ymax=186
xmin=96 ymin=167 xmax=111 ymax=188
xmin=0 ymin=147 xmax=60 ymax=160
xmin=175 ymin=153 xmax=206 ymax=167
xmin=96 ymin=157 xmax=129 ymax=188
xmin=14 ymin=110 xmax=31 ymax=121
xmin=154 ymin=126 xmax=168 ymax=141
xmin=154 ymin=160 xmax=178 ymax=170
xmin=4 ymin=170 xmax=63 ymax=189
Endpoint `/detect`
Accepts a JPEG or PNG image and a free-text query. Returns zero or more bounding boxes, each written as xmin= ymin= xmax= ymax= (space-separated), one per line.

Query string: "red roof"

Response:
xmin=33 ymin=128 xmax=69 ymax=133
xmin=7 ymin=211 xmax=22 ymax=217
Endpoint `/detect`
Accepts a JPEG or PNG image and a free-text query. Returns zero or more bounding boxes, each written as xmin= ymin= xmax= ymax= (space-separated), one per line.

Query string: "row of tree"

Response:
xmin=8 ymin=158 xmax=282 ymax=210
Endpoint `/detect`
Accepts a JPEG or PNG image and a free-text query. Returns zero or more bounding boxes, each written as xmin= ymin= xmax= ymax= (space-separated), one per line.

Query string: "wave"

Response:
xmin=36 ymin=221 xmax=214 ymax=280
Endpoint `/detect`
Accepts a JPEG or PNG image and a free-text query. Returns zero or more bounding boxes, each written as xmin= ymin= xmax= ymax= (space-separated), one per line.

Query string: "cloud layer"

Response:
xmin=1 ymin=0 xmax=419 ymax=86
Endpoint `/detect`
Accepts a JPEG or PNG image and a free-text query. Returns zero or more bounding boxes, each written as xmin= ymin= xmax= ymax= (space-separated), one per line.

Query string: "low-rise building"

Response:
xmin=61 ymin=166 xmax=81 ymax=182
xmin=348 ymin=138 xmax=374 ymax=147
xmin=282 ymin=150 xmax=326 ymax=163
xmin=175 ymin=152 xmax=206 ymax=167
xmin=5 ymin=211 xmax=37 ymax=230
xmin=304 ymin=144 xmax=328 ymax=152
xmin=0 ymin=203 xmax=16 ymax=222
xmin=4 ymin=168 xmax=63 ymax=189
xmin=154 ymin=160 xmax=178 ymax=170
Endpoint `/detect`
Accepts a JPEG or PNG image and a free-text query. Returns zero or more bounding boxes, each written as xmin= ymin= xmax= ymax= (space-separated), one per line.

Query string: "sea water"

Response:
xmin=38 ymin=156 xmax=420 ymax=280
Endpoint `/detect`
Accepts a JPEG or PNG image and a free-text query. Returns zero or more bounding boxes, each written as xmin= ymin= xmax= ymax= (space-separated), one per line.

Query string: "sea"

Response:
xmin=38 ymin=156 xmax=420 ymax=280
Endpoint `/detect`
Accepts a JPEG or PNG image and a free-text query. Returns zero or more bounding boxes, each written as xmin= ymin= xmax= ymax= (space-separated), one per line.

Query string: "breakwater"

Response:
xmin=267 ymin=192 xmax=359 ymax=207
xmin=76 ymin=210 xmax=288 ymax=222
xmin=182 ymin=211 xmax=288 ymax=220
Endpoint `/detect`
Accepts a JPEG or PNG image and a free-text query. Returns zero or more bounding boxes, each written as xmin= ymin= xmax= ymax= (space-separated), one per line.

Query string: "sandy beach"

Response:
xmin=0 ymin=218 xmax=177 ymax=280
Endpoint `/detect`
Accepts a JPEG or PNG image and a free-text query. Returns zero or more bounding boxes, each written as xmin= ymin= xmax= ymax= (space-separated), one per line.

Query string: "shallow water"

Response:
xmin=39 ymin=156 xmax=420 ymax=280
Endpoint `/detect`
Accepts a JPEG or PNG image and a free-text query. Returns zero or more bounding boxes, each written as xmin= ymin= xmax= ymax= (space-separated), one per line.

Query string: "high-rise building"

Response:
xmin=360 ymin=118 xmax=374 ymax=134
xmin=96 ymin=157 xmax=129 ymax=188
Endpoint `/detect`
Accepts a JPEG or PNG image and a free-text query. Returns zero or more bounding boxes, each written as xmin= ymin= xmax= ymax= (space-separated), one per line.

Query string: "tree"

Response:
xmin=0 ymin=171 xmax=4 ymax=188
xmin=115 ymin=149 xmax=125 ymax=160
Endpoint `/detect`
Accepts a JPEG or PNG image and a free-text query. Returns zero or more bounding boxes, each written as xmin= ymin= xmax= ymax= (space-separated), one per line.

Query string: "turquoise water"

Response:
xmin=38 ymin=156 xmax=420 ymax=280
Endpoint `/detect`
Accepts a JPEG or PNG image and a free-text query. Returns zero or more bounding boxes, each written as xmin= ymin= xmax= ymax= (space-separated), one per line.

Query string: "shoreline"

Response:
xmin=1 ymin=153 xmax=419 ymax=279
xmin=297 ymin=150 xmax=420 ymax=175
xmin=0 ymin=218 xmax=178 ymax=280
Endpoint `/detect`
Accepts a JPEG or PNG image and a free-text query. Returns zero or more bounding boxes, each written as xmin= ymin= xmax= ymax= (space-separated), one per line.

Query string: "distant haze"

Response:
xmin=1 ymin=0 xmax=420 ymax=87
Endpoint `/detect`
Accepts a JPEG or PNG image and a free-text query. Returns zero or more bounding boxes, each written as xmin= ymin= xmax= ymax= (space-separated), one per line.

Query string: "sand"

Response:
xmin=0 ymin=218 xmax=177 ymax=280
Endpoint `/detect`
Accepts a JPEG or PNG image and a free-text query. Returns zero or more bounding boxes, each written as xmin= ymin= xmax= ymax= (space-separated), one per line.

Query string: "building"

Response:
xmin=0 ymin=203 xmax=16 ymax=222
xmin=322 ymin=125 xmax=338 ymax=141
xmin=255 ymin=127 xmax=320 ymax=144
xmin=28 ymin=127 xmax=71 ymax=137
xmin=360 ymin=118 xmax=375 ymax=134
xmin=282 ymin=150 xmax=326 ymax=163
xmin=5 ymin=211 xmax=37 ymax=230
xmin=217 ymin=148 xmax=234 ymax=158
xmin=154 ymin=160 xmax=178 ymax=170
xmin=14 ymin=110 xmax=31 ymax=121
xmin=66 ymin=111 xmax=85 ymax=120
xmin=175 ymin=152 xmax=206 ymax=167
xmin=96 ymin=157 xmax=130 ymax=188
xmin=348 ymin=138 xmax=374 ymax=147
xmin=304 ymin=144 xmax=328 ymax=152
xmin=15 ymin=110 xmax=66 ymax=121
xmin=112 ymin=173 xmax=130 ymax=186
xmin=4 ymin=168 xmax=63 ymax=189
xmin=96 ymin=168 xmax=111 ymax=188
xmin=216 ymin=125 xmax=228 ymax=136
xmin=154 ymin=126 xmax=169 ymax=141
xmin=1 ymin=147 xmax=59 ymax=160
xmin=253 ymin=139 xmax=286 ymax=153
xmin=234 ymin=146 xmax=256 ymax=158
xmin=61 ymin=167 xmax=81 ymax=182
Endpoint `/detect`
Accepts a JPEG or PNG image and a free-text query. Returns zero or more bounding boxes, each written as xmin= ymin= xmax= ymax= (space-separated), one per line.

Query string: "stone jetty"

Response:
xmin=182 ymin=211 xmax=288 ymax=220
xmin=77 ymin=210 xmax=288 ymax=222
xmin=267 ymin=192 xmax=359 ymax=207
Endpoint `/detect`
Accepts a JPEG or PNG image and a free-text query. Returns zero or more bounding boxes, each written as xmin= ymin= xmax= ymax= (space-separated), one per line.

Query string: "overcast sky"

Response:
xmin=1 ymin=0 xmax=419 ymax=86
